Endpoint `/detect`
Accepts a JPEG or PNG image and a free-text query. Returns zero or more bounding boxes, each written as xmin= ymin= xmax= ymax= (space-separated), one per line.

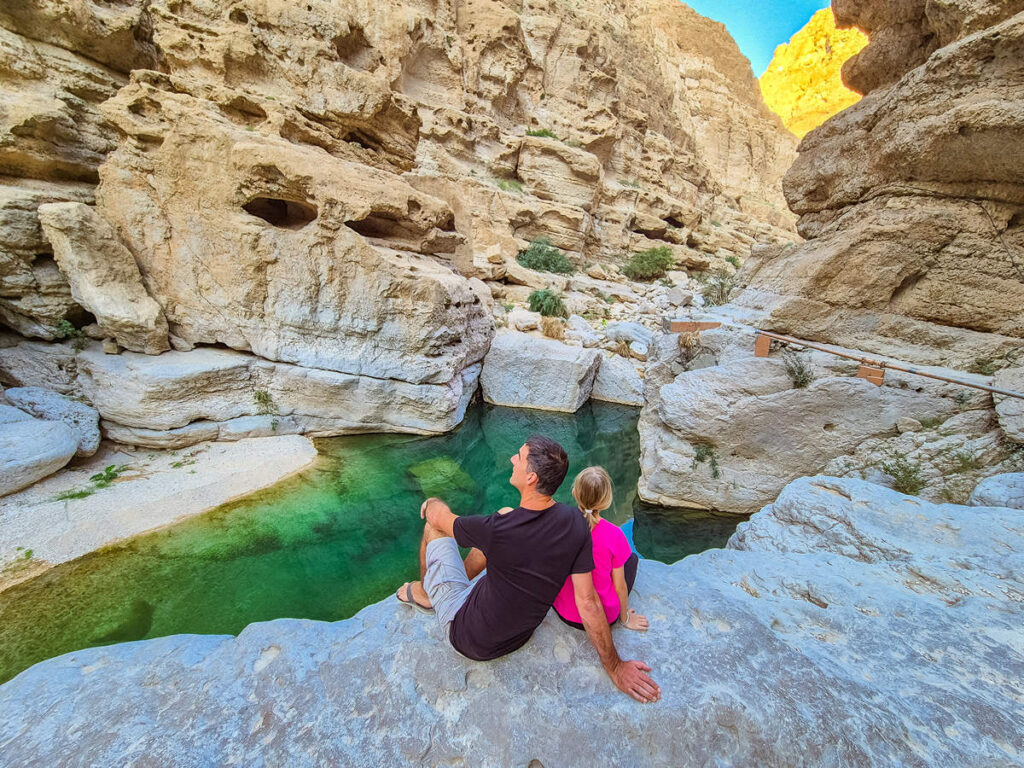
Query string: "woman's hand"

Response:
xmin=623 ymin=609 xmax=649 ymax=632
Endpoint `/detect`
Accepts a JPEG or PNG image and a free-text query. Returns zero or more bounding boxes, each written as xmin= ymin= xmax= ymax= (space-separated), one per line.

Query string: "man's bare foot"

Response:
xmin=396 ymin=581 xmax=433 ymax=613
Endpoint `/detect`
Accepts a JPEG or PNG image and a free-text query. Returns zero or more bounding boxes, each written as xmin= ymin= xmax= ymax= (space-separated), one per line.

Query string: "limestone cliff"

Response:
xmin=0 ymin=0 xmax=797 ymax=446
xmin=736 ymin=0 xmax=1024 ymax=367
xmin=759 ymin=8 xmax=867 ymax=138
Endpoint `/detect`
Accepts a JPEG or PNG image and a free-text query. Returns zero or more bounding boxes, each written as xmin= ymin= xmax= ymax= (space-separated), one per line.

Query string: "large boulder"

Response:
xmin=76 ymin=345 xmax=481 ymax=448
xmin=37 ymin=203 xmax=170 ymax=355
xmin=993 ymin=367 xmax=1024 ymax=444
xmin=0 ymin=405 xmax=77 ymax=496
xmin=4 ymin=386 xmax=100 ymax=457
xmin=970 ymin=472 xmax=1024 ymax=509
xmin=591 ymin=352 xmax=644 ymax=406
xmin=1 ymin=477 xmax=1021 ymax=765
xmin=480 ymin=331 xmax=601 ymax=412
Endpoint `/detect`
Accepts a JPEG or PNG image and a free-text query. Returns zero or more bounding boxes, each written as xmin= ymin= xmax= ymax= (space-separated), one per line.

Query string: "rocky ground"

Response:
xmin=1 ymin=475 xmax=1021 ymax=766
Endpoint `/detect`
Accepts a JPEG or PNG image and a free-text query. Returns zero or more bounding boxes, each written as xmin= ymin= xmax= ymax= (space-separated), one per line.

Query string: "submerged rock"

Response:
xmin=0 ymin=477 xmax=1021 ymax=765
xmin=0 ymin=405 xmax=77 ymax=496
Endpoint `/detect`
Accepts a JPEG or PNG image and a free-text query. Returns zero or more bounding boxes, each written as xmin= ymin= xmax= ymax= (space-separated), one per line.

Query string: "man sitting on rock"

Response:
xmin=396 ymin=434 xmax=661 ymax=703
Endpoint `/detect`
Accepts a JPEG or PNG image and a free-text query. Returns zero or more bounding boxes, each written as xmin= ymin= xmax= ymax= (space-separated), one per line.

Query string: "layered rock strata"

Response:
xmin=0 ymin=0 xmax=797 ymax=449
xmin=736 ymin=1 xmax=1024 ymax=368
xmin=1 ymin=476 xmax=1021 ymax=765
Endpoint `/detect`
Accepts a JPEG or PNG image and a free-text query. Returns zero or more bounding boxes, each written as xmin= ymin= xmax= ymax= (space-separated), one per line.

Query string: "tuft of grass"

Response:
xmin=881 ymin=454 xmax=925 ymax=496
xmin=783 ymin=351 xmax=814 ymax=389
xmin=495 ymin=178 xmax=524 ymax=194
xmin=696 ymin=269 xmax=736 ymax=307
xmin=90 ymin=464 xmax=128 ymax=488
xmin=54 ymin=488 xmax=95 ymax=501
xmin=621 ymin=246 xmax=674 ymax=281
xmin=526 ymin=128 xmax=558 ymax=139
xmin=692 ymin=443 xmax=720 ymax=479
xmin=726 ymin=255 xmax=741 ymax=270
xmin=919 ymin=416 xmax=943 ymax=429
xmin=968 ymin=357 xmax=998 ymax=376
xmin=710 ymin=219 xmax=722 ymax=227
xmin=517 ymin=237 xmax=575 ymax=274
xmin=528 ymin=289 xmax=567 ymax=318
xmin=540 ymin=316 xmax=565 ymax=340
xmin=947 ymin=448 xmax=983 ymax=473
xmin=620 ymin=179 xmax=641 ymax=189
xmin=502 ymin=302 xmax=515 ymax=313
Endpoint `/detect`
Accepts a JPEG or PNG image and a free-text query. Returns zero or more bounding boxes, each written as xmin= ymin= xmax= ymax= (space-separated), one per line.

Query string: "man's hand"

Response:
xmin=611 ymin=660 xmax=661 ymax=704
xmin=420 ymin=497 xmax=457 ymax=537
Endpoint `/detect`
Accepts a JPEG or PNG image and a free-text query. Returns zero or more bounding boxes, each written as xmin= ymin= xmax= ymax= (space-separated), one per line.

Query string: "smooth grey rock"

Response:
xmin=77 ymin=346 xmax=481 ymax=447
xmin=4 ymin=386 xmax=100 ymax=457
xmin=565 ymin=315 xmax=599 ymax=347
xmin=665 ymin=286 xmax=693 ymax=307
xmin=592 ymin=353 xmax=644 ymax=406
xmin=970 ymin=472 xmax=1024 ymax=509
xmin=604 ymin=321 xmax=654 ymax=347
xmin=480 ymin=330 xmax=601 ymax=412
xmin=1 ymin=477 xmax=1021 ymax=766
xmin=507 ymin=308 xmax=540 ymax=331
xmin=993 ymin=367 xmax=1024 ymax=443
xmin=0 ymin=405 xmax=77 ymax=495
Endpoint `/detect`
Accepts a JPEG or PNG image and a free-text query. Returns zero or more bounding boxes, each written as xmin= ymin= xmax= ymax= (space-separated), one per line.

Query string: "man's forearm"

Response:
xmin=578 ymin=597 xmax=622 ymax=675
xmin=423 ymin=498 xmax=457 ymax=536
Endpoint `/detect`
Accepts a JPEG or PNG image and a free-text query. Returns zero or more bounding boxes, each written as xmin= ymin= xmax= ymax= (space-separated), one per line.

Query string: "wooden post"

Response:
xmin=663 ymin=320 xmax=722 ymax=333
xmin=754 ymin=333 xmax=771 ymax=358
xmin=857 ymin=364 xmax=885 ymax=386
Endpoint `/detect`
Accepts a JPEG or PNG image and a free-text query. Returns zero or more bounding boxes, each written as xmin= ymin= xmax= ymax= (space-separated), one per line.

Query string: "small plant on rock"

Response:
xmin=526 ymin=128 xmax=558 ymax=139
xmin=517 ymin=237 xmax=575 ymax=274
xmin=726 ymin=255 xmax=742 ymax=270
xmin=968 ymin=357 xmax=998 ymax=376
xmin=783 ymin=350 xmax=814 ymax=389
xmin=621 ymin=246 xmax=674 ymax=281
xmin=947 ymin=448 xmax=983 ymax=473
xmin=528 ymin=289 xmax=567 ymax=318
xmin=254 ymin=390 xmax=280 ymax=431
xmin=495 ymin=178 xmax=524 ymax=194
xmin=692 ymin=443 xmax=720 ymax=479
xmin=918 ymin=416 xmax=943 ymax=429
xmin=540 ymin=316 xmax=565 ymax=340
xmin=880 ymin=453 xmax=925 ymax=496
xmin=696 ymin=269 xmax=736 ymax=307
xmin=90 ymin=464 xmax=128 ymax=489
xmin=53 ymin=318 xmax=87 ymax=351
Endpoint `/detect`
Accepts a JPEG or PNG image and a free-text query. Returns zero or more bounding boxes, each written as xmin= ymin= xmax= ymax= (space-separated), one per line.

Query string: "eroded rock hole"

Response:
xmin=344 ymin=130 xmax=381 ymax=152
xmin=228 ymin=8 xmax=248 ymax=23
xmin=664 ymin=216 xmax=684 ymax=229
xmin=346 ymin=212 xmax=414 ymax=240
xmin=333 ymin=26 xmax=377 ymax=70
xmin=243 ymin=197 xmax=318 ymax=229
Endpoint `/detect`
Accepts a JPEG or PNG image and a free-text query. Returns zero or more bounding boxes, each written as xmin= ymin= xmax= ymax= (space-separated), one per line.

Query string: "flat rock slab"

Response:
xmin=0 ymin=405 xmax=77 ymax=497
xmin=4 ymin=386 xmax=100 ymax=457
xmin=480 ymin=330 xmax=601 ymax=412
xmin=0 ymin=435 xmax=318 ymax=582
xmin=1 ymin=477 xmax=1021 ymax=766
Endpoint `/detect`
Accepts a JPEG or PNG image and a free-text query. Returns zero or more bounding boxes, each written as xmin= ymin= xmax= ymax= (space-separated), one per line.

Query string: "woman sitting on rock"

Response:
xmin=552 ymin=466 xmax=648 ymax=632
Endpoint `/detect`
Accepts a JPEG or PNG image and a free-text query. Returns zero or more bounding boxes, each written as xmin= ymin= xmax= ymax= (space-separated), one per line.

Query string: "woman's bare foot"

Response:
xmin=396 ymin=581 xmax=433 ymax=612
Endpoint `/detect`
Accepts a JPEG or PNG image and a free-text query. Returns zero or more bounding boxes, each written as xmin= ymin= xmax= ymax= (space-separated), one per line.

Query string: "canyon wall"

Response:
xmin=0 ymin=0 xmax=797 ymax=447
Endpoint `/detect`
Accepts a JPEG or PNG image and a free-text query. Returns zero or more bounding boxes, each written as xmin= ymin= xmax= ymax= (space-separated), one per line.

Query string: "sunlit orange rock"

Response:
xmin=759 ymin=8 xmax=868 ymax=138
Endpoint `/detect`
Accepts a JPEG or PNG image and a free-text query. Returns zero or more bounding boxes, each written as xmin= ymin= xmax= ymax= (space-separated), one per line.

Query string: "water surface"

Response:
xmin=0 ymin=401 xmax=744 ymax=684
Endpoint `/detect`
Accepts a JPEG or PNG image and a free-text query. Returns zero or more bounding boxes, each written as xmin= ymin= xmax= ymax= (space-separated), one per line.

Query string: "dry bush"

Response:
xmin=541 ymin=316 xmax=565 ymax=340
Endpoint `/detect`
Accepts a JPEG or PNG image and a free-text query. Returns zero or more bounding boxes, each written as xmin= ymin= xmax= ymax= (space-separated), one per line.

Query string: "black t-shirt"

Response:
xmin=449 ymin=501 xmax=594 ymax=661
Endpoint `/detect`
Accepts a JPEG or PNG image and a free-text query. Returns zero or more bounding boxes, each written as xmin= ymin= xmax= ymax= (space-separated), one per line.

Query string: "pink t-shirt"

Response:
xmin=552 ymin=518 xmax=633 ymax=625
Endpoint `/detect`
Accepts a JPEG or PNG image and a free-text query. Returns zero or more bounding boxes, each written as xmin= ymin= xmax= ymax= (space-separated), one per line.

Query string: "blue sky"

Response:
xmin=682 ymin=0 xmax=832 ymax=76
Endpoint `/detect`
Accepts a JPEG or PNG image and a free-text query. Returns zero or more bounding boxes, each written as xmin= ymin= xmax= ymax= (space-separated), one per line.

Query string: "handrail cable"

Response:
xmin=755 ymin=330 xmax=1024 ymax=401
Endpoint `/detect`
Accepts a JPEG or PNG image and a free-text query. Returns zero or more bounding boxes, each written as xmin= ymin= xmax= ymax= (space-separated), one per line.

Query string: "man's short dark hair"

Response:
xmin=525 ymin=434 xmax=569 ymax=496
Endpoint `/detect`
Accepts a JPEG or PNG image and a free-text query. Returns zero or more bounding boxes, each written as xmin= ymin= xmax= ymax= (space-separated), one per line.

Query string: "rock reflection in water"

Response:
xmin=632 ymin=506 xmax=749 ymax=564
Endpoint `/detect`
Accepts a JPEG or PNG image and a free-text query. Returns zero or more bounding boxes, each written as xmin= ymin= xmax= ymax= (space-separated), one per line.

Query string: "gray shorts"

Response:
xmin=423 ymin=537 xmax=475 ymax=627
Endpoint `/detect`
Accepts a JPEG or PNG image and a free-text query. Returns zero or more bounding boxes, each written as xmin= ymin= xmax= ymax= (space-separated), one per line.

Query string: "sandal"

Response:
xmin=396 ymin=582 xmax=434 ymax=614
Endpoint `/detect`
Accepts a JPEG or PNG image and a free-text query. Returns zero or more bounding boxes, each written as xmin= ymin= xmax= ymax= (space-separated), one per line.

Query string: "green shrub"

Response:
xmin=881 ymin=454 xmax=925 ymax=495
xmin=783 ymin=351 xmax=814 ymax=389
xmin=726 ymin=255 xmax=742 ymax=270
xmin=692 ymin=443 xmax=720 ymax=479
xmin=968 ymin=357 xmax=998 ymax=376
xmin=90 ymin=464 xmax=128 ymax=489
xmin=528 ymin=289 xmax=567 ymax=318
xmin=517 ymin=237 xmax=574 ymax=274
xmin=696 ymin=269 xmax=736 ymax=307
xmin=621 ymin=246 xmax=674 ymax=281
xmin=53 ymin=318 xmax=87 ymax=351
xmin=254 ymin=390 xmax=280 ymax=431
xmin=947 ymin=448 xmax=982 ymax=473
xmin=526 ymin=128 xmax=558 ymax=139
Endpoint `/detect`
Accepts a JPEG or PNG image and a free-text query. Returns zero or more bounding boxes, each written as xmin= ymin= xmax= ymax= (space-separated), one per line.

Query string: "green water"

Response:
xmin=0 ymin=400 xmax=744 ymax=685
